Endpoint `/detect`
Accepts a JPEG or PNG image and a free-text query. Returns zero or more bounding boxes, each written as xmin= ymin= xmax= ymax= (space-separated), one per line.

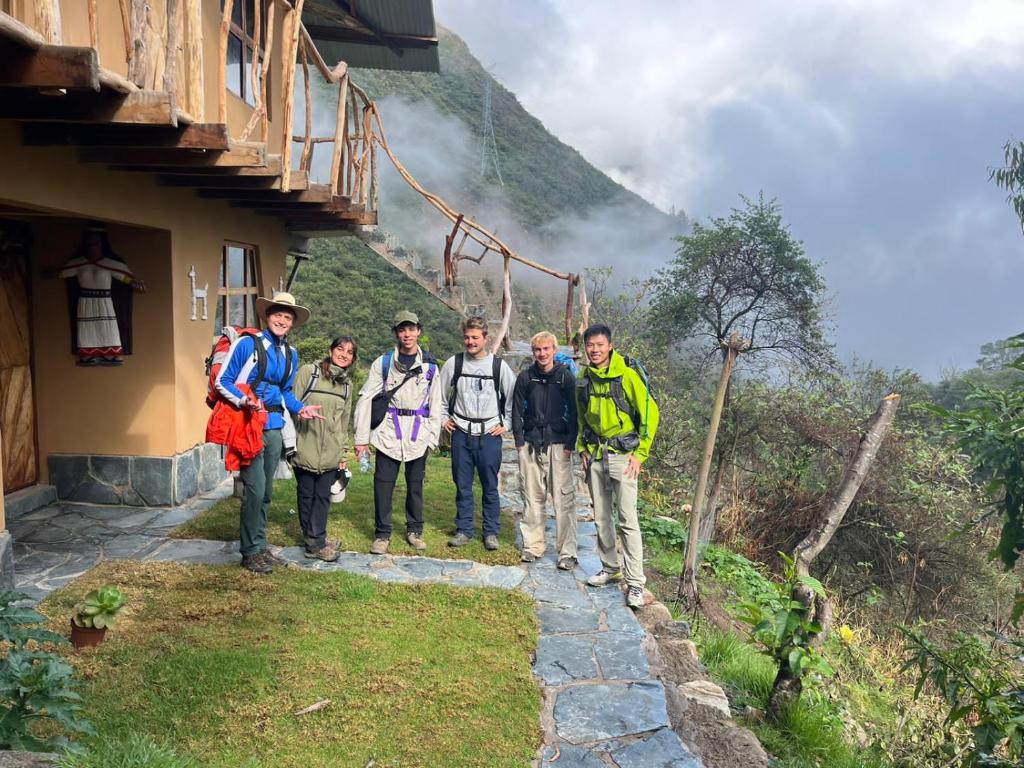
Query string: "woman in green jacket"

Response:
xmin=293 ymin=335 xmax=357 ymax=561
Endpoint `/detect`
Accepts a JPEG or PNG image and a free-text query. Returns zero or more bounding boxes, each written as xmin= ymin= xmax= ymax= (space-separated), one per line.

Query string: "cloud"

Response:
xmin=434 ymin=0 xmax=1024 ymax=377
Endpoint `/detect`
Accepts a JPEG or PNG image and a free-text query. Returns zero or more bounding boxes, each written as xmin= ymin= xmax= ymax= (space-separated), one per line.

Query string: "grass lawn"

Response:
xmin=174 ymin=455 xmax=521 ymax=566
xmin=43 ymin=560 xmax=540 ymax=768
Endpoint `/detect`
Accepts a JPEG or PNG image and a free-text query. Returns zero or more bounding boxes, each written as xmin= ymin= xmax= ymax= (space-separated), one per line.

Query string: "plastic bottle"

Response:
xmin=359 ymin=453 xmax=372 ymax=474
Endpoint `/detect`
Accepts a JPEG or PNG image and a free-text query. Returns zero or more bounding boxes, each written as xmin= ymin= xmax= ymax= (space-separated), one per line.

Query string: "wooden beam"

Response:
xmin=23 ymin=122 xmax=229 ymax=149
xmin=0 ymin=90 xmax=175 ymax=125
xmin=0 ymin=44 xmax=100 ymax=90
xmin=157 ymin=171 xmax=307 ymax=190
xmin=197 ymin=187 xmax=334 ymax=204
xmin=0 ymin=12 xmax=46 ymax=50
xmin=183 ymin=0 xmax=204 ymax=120
xmin=80 ymin=144 xmax=265 ymax=167
xmin=109 ymin=157 xmax=281 ymax=175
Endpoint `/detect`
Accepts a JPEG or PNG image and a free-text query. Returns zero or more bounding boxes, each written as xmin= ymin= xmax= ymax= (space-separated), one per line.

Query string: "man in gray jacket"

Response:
xmin=440 ymin=316 xmax=516 ymax=550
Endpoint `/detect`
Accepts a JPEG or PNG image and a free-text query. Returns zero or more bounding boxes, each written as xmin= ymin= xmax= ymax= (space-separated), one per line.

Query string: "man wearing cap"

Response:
xmin=215 ymin=292 xmax=324 ymax=574
xmin=354 ymin=310 xmax=442 ymax=555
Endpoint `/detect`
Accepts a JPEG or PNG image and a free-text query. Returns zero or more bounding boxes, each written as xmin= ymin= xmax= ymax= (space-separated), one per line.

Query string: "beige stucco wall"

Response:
xmin=0 ymin=122 xmax=288 ymax=480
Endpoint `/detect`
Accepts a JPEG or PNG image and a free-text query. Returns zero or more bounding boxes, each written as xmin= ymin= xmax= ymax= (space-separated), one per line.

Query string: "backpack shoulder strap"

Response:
xmin=452 ymin=352 xmax=465 ymax=391
xmin=245 ymin=332 xmax=268 ymax=395
xmin=299 ymin=365 xmax=320 ymax=402
xmin=381 ymin=351 xmax=393 ymax=389
xmin=281 ymin=341 xmax=293 ymax=386
xmin=492 ymin=355 xmax=506 ymax=415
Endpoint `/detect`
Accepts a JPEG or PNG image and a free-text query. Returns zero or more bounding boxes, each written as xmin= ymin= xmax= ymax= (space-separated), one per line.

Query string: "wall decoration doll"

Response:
xmin=60 ymin=222 xmax=144 ymax=366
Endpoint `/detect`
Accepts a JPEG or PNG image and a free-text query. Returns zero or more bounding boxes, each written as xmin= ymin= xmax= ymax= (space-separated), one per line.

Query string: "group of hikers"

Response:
xmin=211 ymin=291 xmax=659 ymax=609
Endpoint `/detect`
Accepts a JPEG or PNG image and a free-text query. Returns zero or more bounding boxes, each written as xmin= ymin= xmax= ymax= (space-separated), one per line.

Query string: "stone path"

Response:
xmin=8 ymin=483 xmax=700 ymax=767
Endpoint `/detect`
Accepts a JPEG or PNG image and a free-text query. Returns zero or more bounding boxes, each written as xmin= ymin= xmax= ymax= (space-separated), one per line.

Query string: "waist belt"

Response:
xmin=583 ymin=426 xmax=639 ymax=454
xmin=79 ymin=288 xmax=111 ymax=298
xmin=388 ymin=405 xmax=431 ymax=442
xmin=265 ymin=405 xmax=284 ymax=414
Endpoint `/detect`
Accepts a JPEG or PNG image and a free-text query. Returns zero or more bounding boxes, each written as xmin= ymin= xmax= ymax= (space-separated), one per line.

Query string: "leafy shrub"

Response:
xmin=0 ymin=590 xmax=93 ymax=752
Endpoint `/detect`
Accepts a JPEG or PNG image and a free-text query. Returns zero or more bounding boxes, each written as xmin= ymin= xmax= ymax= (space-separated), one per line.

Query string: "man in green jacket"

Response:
xmin=576 ymin=323 xmax=659 ymax=609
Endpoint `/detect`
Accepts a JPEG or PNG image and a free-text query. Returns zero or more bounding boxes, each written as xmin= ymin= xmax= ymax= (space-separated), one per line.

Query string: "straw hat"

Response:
xmin=256 ymin=291 xmax=310 ymax=328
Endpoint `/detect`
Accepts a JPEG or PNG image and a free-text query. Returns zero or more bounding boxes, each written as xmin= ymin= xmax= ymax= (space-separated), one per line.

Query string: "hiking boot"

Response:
xmin=626 ymin=585 xmax=645 ymax=609
xmin=520 ymin=550 xmax=537 ymax=563
xmin=483 ymin=535 xmax=500 ymax=551
xmin=405 ymin=531 xmax=427 ymax=551
xmin=448 ymin=532 xmax=471 ymax=548
xmin=557 ymin=556 xmax=578 ymax=571
xmin=586 ymin=568 xmax=623 ymax=587
xmin=256 ymin=549 xmax=288 ymax=568
xmin=241 ymin=553 xmax=272 ymax=574
xmin=304 ymin=543 xmax=340 ymax=562
xmin=369 ymin=538 xmax=390 ymax=555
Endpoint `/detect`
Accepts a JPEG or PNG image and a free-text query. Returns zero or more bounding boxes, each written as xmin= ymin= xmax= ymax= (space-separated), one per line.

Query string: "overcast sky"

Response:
xmin=432 ymin=0 xmax=1024 ymax=379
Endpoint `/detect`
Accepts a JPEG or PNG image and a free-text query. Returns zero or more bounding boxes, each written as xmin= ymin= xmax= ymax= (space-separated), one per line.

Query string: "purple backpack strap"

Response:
xmin=410 ymin=362 xmax=437 ymax=442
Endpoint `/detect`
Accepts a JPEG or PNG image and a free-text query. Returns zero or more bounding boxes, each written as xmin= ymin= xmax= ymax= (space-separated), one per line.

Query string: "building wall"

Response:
xmin=0 ymin=122 xmax=288 ymax=481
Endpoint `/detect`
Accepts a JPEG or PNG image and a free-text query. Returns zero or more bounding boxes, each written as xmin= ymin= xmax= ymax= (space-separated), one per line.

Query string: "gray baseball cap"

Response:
xmin=392 ymin=310 xmax=420 ymax=329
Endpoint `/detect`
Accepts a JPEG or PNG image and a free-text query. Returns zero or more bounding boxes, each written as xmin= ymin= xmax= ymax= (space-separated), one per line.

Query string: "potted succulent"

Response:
xmin=70 ymin=585 xmax=126 ymax=649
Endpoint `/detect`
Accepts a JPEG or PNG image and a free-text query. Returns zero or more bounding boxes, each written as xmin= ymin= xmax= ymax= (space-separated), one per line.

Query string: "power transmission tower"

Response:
xmin=479 ymin=78 xmax=504 ymax=185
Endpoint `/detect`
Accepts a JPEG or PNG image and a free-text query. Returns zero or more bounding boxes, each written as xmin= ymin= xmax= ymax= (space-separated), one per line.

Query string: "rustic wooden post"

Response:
xmin=118 ymin=0 xmax=132 ymax=63
xmin=88 ymin=0 xmax=99 ymax=51
xmin=163 ymin=0 xmax=182 ymax=98
xmin=359 ymin=105 xmax=373 ymax=205
xmin=443 ymin=215 xmax=464 ymax=287
xmin=183 ymin=0 xmax=203 ymax=119
xmin=217 ymin=0 xmax=234 ymax=123
xmin=259 ymin=0 xmax=275 ymax=143
xmin=564 ymin=274 xmax=576 ymax=345
xmin=280 ymin=0 xmax=305 ymax=192
xmin=370 ymin=139 xmax=379 ymax=212
xmin=491 ymin=252 xmax=513 ymax=353
xmin=678 ymin=333 xmax=747 ymax=606
xmin=329 ymin=74 xmax=349 ymax=196
xmin=127 ymin=0 xmax=151 ymax=88
xmin=33 ymin=0 xmax=62 ymax=44
xmin=299 ymin=40 xmax=314 ymax=172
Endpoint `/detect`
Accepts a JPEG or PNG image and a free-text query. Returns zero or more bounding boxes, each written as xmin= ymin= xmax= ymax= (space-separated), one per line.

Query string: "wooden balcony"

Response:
xmin=0 ymin=2 xmax=378 ymax=232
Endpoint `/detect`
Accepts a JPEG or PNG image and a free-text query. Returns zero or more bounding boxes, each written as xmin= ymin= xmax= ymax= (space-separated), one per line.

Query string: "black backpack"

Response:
xmin=577 ymin=354 xmax=655 ymax=438
xmin=449 ymin=352 xmax=507 ymax=419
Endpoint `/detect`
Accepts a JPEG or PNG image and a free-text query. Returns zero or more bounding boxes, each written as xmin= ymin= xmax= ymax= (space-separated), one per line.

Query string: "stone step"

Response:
xmin=3 ymin=485 xmax=57 ymax=521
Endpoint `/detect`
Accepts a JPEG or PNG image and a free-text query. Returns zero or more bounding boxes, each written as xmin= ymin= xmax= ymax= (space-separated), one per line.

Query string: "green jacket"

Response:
xmin=292 ymin=362 xmax=353 ymax=474
xmin=576 ymin=351 xmax=659 ymax=463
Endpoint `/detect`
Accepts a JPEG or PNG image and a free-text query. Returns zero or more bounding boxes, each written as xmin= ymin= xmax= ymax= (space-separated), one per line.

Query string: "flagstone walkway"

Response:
xmin=7 ymin=485 xmax=700 ymax=767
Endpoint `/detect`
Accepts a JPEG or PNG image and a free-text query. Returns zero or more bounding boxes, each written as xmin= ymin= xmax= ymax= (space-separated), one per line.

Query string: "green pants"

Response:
xmin=239 ymin=428 xmax=284 ymax=556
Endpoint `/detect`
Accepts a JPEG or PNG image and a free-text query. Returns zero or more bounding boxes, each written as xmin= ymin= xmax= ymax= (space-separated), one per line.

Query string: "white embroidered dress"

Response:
xmin=59 ymin=256 xmax=133 ymax=359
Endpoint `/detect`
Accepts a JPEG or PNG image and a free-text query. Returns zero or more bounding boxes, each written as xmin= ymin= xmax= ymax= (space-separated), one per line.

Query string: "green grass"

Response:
xmin=42 ymin=560 xmax=540 ymax=768
xmin=174 ymin=455 xmax=521 ymax=565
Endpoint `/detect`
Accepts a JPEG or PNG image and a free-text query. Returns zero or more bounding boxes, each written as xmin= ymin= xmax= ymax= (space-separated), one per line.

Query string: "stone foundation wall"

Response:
xmin=48 ymin=443 xmax=228 ymax=507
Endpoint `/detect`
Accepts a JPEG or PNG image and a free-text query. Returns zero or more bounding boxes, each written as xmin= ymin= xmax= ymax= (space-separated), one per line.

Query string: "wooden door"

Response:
xmin=0 ymin=222 xmax=36 ymax=493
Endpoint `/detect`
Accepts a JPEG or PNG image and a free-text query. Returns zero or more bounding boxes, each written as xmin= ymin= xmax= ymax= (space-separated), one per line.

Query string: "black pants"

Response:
xmin=295 ymin=467 xmax=335 ymax=551
xmin=373 ymin=452 xmax=427 ymax=540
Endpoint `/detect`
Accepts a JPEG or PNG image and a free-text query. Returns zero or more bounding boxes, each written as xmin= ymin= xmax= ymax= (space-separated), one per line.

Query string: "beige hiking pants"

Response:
xmin=587 ymin=452 xmax=645 ymax=587
xmin=518 ymin=444 xmax=577 ymax=559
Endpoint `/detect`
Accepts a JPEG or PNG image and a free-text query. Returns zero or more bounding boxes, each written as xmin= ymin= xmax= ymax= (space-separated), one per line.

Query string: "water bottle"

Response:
xmin=359 ymin=452 xmax=372 ymax=474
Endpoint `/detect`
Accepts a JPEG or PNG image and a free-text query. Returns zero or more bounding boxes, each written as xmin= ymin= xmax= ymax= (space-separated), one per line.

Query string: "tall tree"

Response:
xmin=649 ymin=194 xmax=833 ymax=604
xmin=991 ymin=139 xmax=1024 ymax=232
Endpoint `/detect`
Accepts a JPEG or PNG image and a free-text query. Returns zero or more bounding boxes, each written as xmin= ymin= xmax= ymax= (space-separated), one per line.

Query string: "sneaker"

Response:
xmin=483 ymin=535 xmax=499 ymax=551
xmin=626 ymin=585 xmax=645 ymax=609
xmin=557 ymin=556 xmax=578 ymax=571
xmin=448 ymin=532 xmax=471 ymax=548
xmin=369 ymin=538 xmax=390 ymax=555
xmin=586 ymin=569 xmax=623 ymax=587
xmin=304 ymin=543 xmax=340 ymax=562
xmin=520 ymin=550 xmax=537 ymax=563
xmin=241 ymin=553 xmax=272 ymax=574
xmin=406 ymin=531 xmax=427 ymax=551
xmin=256 ymin=549 xmax=288 ymax=568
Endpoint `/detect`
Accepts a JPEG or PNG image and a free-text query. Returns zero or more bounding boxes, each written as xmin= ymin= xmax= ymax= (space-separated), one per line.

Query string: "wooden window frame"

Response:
xmin=224 ymin=0 xmax=270 ymax=109
xmin=215 ymin=242 xmax=262 ymax=336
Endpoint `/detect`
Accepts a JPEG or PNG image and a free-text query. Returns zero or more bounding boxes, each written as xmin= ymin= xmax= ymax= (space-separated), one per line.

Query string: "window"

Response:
xmin=223 ymin=1 xmax=268 ymax=107
xmin=215 ymin=244 xmax=261 ymax=334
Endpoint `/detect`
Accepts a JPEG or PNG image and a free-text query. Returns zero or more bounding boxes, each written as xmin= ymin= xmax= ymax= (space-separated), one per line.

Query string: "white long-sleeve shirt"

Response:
xmin=439 ymin=353 xmax=516 ymax=435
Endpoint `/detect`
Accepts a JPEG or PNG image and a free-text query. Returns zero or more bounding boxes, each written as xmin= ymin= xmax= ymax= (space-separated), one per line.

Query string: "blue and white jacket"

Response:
xmin=214 ymin=329 xmax=302 ymax=431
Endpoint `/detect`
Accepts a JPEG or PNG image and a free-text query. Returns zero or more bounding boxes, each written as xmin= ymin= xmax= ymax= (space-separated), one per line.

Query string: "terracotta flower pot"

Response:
xmin=70 ymin=619 xmax=107 ymax=649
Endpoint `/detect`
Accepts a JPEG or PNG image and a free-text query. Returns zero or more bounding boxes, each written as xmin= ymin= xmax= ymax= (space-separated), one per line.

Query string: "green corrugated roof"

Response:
xmin=303 ymin=0 xmax=439 ymax=73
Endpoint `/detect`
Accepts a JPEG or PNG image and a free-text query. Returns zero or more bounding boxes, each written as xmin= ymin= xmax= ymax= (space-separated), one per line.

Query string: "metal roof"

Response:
xmin=303 ymin=0 xmax=439 ymax=73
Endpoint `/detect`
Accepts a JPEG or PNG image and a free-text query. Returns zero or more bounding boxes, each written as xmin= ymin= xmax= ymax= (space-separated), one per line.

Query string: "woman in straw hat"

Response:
xmin=214 ymin=291 xmax=324 ymax=574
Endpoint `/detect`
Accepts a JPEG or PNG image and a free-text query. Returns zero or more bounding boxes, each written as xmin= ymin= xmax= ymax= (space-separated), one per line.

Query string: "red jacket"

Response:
xmin=206 ymin=384 xmax=267 ymax=470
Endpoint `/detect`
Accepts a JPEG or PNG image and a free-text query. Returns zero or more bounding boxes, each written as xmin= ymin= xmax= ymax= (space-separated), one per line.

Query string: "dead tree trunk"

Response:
xmin=678 ymin=334 xmax=746 ymax=606
xmin=766 ymin=392 xmax=901 ymax=721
